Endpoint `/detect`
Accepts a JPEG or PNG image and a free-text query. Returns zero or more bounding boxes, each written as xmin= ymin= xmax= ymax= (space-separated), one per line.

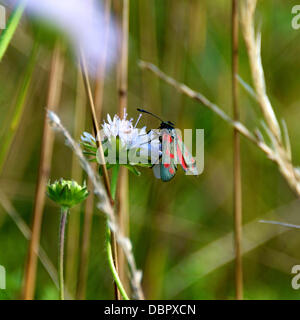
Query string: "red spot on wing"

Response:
xmin=176 ymin=144 xmax=188 ymax=171
xmin=163 ymin=133 xmax=172 ymax=143
xmin=169 ymin=168 xmax=175 ymax=175
xmin=164 ymin=163 xmax=170 ymax=168
xmin=165 ymin=149 xmax=174 ymax=158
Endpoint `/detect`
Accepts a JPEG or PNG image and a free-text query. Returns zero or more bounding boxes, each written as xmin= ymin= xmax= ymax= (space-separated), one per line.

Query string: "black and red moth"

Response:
xmin=137 ymin=108 xmax=198 ymax=182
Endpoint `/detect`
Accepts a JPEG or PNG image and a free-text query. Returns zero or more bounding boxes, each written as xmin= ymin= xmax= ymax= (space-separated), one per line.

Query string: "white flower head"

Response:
xmin=81 ymin=110 xmax=161 ymax=170
xmin=101 ymin=111 xmax=146 ymax=150
xmin=99 ymin=110 xmax=161 ymax=165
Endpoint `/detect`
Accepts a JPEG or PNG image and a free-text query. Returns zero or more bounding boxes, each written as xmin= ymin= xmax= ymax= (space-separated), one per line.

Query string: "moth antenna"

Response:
xmin=137 ymin=108 xmax=164 ymax=122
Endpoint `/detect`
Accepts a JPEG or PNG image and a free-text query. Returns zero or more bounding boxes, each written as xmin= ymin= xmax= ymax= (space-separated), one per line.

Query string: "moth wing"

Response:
xmin=159 ymin=163 xmax=177 ymax=182
xmin=175 ymin=133 xmax=198 ymax=176
xmin=152 ymin=163 xmax=161 ymax=179
xmin=160 ymin=130 xmax=177 ymax=182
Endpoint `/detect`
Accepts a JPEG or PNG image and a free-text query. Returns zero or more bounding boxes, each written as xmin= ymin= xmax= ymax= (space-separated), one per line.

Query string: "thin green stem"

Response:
xmin=106 ymin=223 xmax=129 ymax=300
xmin=0 ymin=1 xmax=26 ymax=61
xmin=59 ymin=207 xmax=69 ymax=300
xmin=105 ymin=164 xmax=129 ymax=300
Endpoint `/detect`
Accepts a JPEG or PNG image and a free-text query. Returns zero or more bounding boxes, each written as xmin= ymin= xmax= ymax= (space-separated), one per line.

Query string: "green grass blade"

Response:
xmin=0 ymin=39 xmax=39 ymax=173
xmin=0 ymin=1 xmax=26 ymax=61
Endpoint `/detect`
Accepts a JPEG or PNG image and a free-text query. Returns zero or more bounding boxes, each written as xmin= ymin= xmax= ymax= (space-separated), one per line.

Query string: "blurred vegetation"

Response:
xmin=1 ymin=0 xmax=300 ymax=300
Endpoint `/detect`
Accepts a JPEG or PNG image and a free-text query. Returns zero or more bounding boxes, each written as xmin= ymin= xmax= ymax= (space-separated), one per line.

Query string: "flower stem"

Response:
xmin=105 ymin=223 xmax=129 ymax=300
xmin=59 ymin=207 xmax=69 ymax=300
xmin=106 ymin=164 xmax=129 ymax=300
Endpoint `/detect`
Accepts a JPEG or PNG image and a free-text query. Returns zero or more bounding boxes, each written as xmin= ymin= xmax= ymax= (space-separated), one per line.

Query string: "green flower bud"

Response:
xmin=46 ymin=179 xmax=89 ymax=209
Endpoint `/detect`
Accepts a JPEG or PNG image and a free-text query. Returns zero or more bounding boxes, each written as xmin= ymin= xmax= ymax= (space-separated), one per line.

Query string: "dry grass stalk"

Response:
xmin=118 ymin=0 xmax=129 ymax=115
xmin=80 ymin=51 xmax=120 ymax=299
xmin=240 ymin=0 xmax=281 ymax=141
xmin=116 ymin=0 xmax=130 ymax=295
xmin=259 ymin=220 xmax=300 ymax=230
xmin=76 ymin=0 xmax=113 ymax=300
xmin=22 ymin=43 xmax=64 ymax=300
xmin=240 ymin=0 xmax=300 ymax=196
xmin=80 ymin=51 xmax=113 ymax=202
xmin=47 ymin=110 xmax=144 ymax=300
xmin=232 ymin=0 xmax=243 ymax=300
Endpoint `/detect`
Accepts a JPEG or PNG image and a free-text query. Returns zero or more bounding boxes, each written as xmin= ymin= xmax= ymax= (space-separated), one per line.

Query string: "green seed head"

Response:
xmin=46 ymin=179 xmax=89 ymax=209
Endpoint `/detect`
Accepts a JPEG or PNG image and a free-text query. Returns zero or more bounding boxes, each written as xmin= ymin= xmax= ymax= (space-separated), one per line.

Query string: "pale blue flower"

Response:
xmin=5 ymin=0 xmax=119 ymax=76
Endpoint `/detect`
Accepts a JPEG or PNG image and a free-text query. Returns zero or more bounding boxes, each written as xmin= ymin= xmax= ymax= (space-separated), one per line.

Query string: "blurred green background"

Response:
xmin=1 ymin=0 xmax=300 ymax=300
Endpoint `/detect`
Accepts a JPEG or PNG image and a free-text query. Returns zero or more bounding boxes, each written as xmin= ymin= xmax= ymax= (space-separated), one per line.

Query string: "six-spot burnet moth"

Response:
xmin=137 ymin=108 xmax=198 ymax=182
